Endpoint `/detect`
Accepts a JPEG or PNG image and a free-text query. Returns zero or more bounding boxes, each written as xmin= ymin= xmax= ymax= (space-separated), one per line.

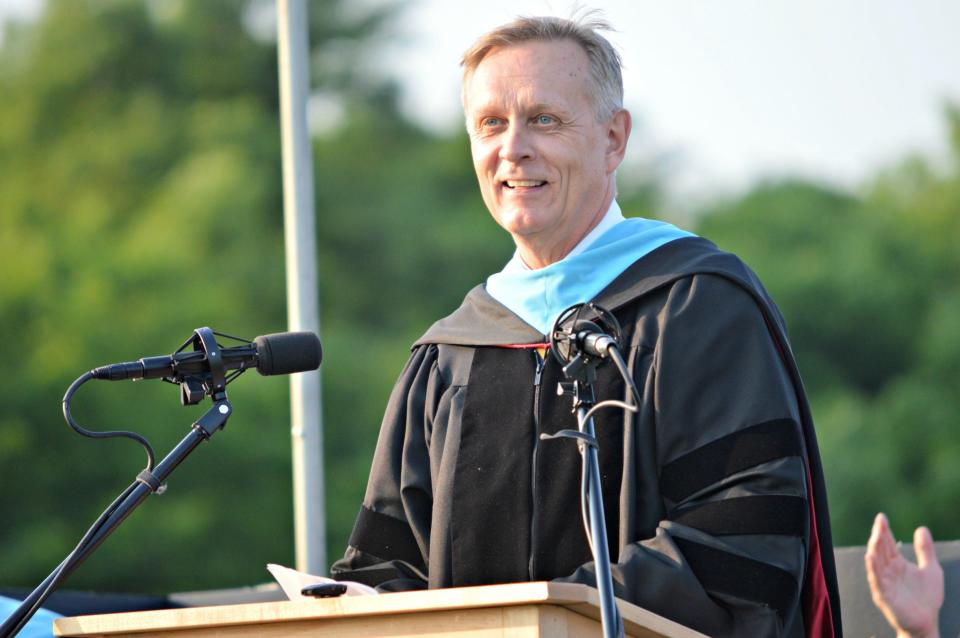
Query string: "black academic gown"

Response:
xmin=332 ymin=236 xmax=842 ymax=638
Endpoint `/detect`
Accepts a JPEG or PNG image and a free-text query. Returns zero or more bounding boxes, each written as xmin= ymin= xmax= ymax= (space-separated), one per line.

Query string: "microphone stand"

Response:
xmin=545 ymin=303 xmax=632 ymax=638
xmin=4 ymin=326 xmax=323 ymax=637
xmin=1 ymin=329 xmax=236 ymax=638
xmin=551 ymin=361 xmax=623 ymax=638
xmin=1 ymin=396 xmax=232 ymax=637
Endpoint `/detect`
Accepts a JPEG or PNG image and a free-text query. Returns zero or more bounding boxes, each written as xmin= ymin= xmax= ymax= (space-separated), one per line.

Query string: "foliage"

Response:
xmin=0 ymin=0 xmax=382 ymax=592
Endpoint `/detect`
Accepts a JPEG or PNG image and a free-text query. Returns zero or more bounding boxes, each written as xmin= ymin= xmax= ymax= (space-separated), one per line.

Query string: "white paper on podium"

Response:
xmin=266 ymin=563 xmax=378 ymax=600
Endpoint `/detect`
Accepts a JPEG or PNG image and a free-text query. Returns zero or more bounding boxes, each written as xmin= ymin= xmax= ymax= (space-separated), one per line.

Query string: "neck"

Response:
xmin=516 ymin=240 xmax=581 ymax=270
xmin=515 ymin=186 xmax=615 ymax=270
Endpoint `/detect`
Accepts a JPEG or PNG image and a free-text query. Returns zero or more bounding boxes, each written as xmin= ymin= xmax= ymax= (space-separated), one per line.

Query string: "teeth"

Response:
xmin=505 ymin=180 xmax=545 ymax=187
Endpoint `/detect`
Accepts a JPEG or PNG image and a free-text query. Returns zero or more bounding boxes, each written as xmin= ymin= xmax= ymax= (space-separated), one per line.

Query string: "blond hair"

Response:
xmin=460 ymin=14 xmax=623 ymax=121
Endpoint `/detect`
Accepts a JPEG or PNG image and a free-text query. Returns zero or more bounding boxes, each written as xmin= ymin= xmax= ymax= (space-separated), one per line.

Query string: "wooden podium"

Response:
xmin=53 ymin=581 xmax=708 ymax=637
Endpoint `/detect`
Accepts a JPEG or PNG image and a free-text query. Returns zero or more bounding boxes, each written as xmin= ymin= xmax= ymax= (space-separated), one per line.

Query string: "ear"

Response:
xmin=604 ymin=109 xmax=632 ymax=173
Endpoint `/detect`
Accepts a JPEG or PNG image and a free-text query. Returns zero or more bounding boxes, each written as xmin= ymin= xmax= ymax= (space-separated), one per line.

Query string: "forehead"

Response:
xmin=465 ymin=39 xmax=592 ymax=113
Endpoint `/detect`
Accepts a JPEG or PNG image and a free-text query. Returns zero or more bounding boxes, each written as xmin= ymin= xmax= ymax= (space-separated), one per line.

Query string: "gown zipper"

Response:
xmin=528 ymin=350 xmax=545 ymax=580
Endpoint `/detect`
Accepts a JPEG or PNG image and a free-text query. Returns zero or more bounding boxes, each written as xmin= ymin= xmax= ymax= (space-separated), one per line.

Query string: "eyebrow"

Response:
xmin=471 ymin=101 xmax=570 ymax=118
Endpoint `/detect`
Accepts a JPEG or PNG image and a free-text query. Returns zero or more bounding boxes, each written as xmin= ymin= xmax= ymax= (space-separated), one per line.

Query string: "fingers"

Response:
xmin=867 ymin=514 xmax=940 ymax=572
xmin=865 ymin=542 xmax=883 ymax=601
xmin=866 ymin=513 xmax=891 ymax=597
xmin=914 ymin=526 xmax=939 ymax=570
xmin=867 ymin=512 xmax=896 ymax=565
xmin=867 ymin=512 xmax=885 ymax=550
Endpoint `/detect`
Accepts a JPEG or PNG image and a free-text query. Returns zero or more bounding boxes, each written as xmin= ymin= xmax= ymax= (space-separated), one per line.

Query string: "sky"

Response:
xmin=373 ymin=0 xmax=960 ymax=198
xmin=2 ymin=0 xmax=958 ymax=199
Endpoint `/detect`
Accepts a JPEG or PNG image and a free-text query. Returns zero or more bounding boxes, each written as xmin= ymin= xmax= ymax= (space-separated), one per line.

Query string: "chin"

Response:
xmin=494 ymin=208 xmax=551 ymax=237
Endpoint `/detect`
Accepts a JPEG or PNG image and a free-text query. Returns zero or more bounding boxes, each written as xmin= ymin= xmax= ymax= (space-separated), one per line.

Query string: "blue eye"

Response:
xmin=535 ymin=114 xmax=556 ymax=125
xmin=481 ymin=117 xmax=503 ymax=128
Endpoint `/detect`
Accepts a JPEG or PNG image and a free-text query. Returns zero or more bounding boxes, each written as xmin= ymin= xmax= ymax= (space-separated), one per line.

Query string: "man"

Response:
xmin=866 ymin=513 xmax=944 ymax=638
xmin=332 ymin=15 xmax=841 ymax=637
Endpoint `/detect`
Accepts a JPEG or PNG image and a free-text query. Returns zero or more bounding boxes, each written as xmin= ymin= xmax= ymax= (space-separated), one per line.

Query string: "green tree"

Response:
xmin=0 ymin=0 xmax=401 ymax=592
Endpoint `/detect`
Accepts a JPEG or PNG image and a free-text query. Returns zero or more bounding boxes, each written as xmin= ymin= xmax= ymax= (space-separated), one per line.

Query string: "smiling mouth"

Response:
xmin=503 ymin=180 xmax=547 ymax=189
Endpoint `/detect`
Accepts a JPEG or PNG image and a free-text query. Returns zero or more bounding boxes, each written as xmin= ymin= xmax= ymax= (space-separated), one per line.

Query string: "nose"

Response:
xmin=499 ymin=122 xmax=535 ymax=163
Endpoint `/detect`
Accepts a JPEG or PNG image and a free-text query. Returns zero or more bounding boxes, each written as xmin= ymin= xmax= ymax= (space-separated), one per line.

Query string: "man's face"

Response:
xmin=464 ymin=40 xmax=628 ymax=259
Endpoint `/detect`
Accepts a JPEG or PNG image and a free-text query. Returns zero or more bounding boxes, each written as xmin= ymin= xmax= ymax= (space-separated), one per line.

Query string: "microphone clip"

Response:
xmin=172 ymin=327 xmax=228 ymax=404
xmin=549 ymin=302 xmax=624 ymax=390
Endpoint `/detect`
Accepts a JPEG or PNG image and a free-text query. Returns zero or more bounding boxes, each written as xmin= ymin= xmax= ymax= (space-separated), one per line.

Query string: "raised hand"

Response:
xmin=865 ymin=512 xmax=944 ymax=638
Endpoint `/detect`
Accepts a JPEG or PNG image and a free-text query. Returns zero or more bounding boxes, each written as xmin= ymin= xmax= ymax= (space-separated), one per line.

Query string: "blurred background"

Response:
xmin=0 ymin=0 xmax=958 ymax=596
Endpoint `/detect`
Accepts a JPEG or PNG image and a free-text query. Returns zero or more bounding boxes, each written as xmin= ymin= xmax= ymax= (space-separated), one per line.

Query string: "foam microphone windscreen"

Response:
xmin=254 ymin=332 xmax=322 ymax=376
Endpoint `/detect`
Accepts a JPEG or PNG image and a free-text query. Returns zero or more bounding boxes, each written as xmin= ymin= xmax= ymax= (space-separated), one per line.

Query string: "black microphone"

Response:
xmin=550 ymin=302 xmax=625 ymax=370
xmin=91 ymin=331 xmax=322 ymax=381
xmin=569 ymin=321 xmax=618 ymax=358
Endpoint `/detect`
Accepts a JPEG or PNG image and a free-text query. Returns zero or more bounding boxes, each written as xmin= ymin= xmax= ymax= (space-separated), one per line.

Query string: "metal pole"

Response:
xmin=277 ymin=0 xmax=325 ymax=575
xmin=576 ymin=406 xmax=623 ymax=638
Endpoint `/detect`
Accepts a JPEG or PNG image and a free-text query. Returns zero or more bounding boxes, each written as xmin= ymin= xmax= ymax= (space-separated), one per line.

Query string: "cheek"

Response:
xmin=471 ymin=145 xmax=500 ymax=187
xmin=470 ymin=138 xmax=494 ymax=164
xmin=470 ymin=148 xmax=498 ymax=207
